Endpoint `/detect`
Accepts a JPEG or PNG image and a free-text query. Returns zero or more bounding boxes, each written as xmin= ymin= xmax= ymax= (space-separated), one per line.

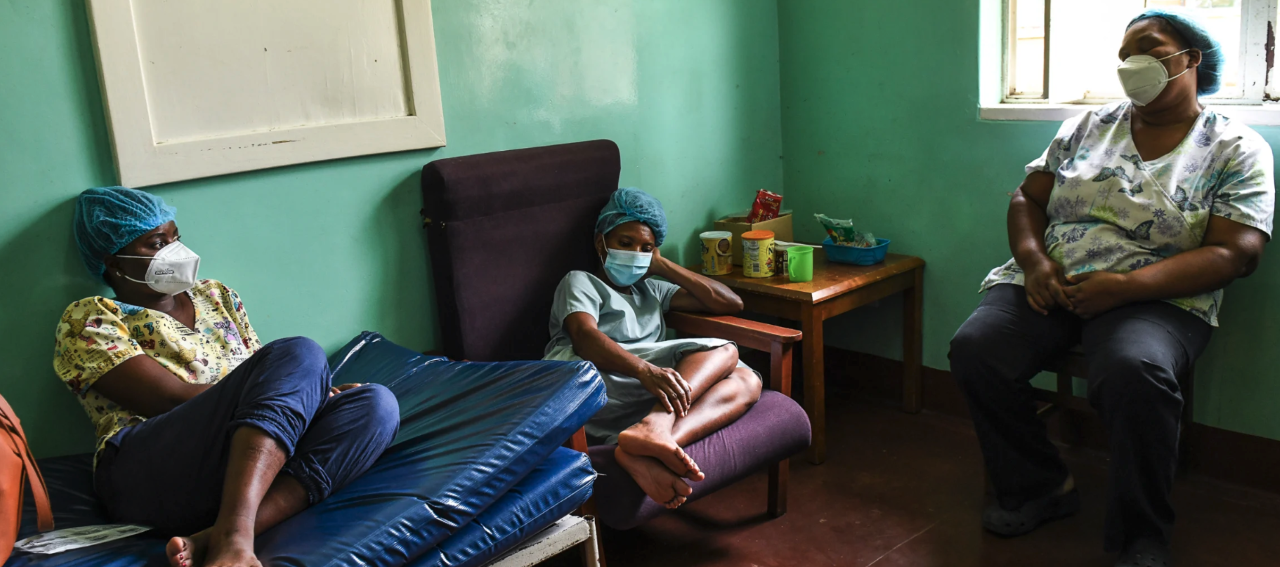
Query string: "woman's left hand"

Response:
xmin=1064 ymin=271 xmax=1132 ymax=319
xmin=330 ymin=383 xmax=363 ymax=397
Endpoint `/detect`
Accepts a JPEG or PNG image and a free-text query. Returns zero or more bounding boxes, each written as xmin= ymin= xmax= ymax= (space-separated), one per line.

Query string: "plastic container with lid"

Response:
xmin=699 ymin=231 xmax=733 ymax=275
xmin=741 ymin=230 xmax=776 ymax=278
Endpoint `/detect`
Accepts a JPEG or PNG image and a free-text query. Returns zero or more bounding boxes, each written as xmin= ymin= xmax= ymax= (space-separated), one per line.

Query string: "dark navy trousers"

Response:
xmin=951 ymin=284 xmax=1211 ymax=552
xmin=94 ymin=337 xmax=400 ymax=534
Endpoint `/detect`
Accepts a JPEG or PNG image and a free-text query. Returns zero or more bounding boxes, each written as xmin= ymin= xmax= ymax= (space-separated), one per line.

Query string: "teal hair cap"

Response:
xmin=73 ymin=186 xmax=176 ymax=283
xmin=595 ymin=187 xmax=668 ymax=246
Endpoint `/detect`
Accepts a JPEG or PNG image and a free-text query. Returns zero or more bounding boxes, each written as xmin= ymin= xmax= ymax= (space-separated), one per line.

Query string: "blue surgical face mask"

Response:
xmin=599 ymin=242 xmax=652 ymax=287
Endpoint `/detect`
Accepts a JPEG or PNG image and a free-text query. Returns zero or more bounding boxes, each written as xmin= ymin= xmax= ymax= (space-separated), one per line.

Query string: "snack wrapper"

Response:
xmin=748 ymin=189 xmax=783 ymax=222
xmin=815 ymin=214 xmax=877 ymax=248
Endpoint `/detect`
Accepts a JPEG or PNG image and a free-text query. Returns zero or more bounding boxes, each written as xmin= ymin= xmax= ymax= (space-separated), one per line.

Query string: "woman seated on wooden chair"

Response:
xmin=544 ymin=187 xmax=762 ymax=509
xmin=950 ymin=10 xmax=1274 ymax=567
xmin=55 ymin=187 xmax=400 ymax=567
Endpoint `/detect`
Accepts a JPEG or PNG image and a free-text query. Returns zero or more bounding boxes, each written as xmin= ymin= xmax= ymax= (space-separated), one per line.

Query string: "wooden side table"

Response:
xmin=698 ymin=250 xmax=925 ymax=464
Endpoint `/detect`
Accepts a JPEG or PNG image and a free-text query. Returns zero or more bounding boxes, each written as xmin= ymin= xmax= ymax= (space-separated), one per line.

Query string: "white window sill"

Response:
xmin=980 ymin=103 xmax=1280 ymax=127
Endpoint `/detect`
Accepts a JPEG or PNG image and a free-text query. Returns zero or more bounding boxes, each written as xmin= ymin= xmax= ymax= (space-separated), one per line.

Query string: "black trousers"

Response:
xmin=950 ymin=284 xmax=1211 ymax=551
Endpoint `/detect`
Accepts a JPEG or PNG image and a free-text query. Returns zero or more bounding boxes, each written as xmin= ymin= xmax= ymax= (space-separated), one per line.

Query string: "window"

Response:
xmin=1002 ymin=0 xmax=1278 ymax=106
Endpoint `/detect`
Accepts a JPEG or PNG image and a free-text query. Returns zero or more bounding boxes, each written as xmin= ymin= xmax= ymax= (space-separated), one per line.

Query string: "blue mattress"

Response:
xmin=10 ymin=449 xmax=594 ymax=567
xmin=410 ymin=447 xmax=594 ymax=567
xmin=10 ymin=332 xmax=605 ymax=567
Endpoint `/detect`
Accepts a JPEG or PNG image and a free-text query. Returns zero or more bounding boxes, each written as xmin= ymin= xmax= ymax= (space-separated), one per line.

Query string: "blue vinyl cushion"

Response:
xmin=11 ymin=332 xmax=605 ymax=567
xmin=410 ymin=447 xmax=594 ymax=567
xmin=11 ymin=449 xmax=595 ymax=567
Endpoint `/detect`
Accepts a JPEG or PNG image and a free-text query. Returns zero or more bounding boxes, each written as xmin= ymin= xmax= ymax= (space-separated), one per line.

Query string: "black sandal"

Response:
xmin=981 ymin=488 xmax=1081 ymax=537
xmin=1115 ymin=539 xmax=1171 ymax=567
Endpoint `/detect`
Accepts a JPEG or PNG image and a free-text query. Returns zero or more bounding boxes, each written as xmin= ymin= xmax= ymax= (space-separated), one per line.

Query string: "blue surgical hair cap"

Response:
xmin=74 ymin=186 xmax=177 ymax=283
xmin=1128 ymin=9 xmax=1224 ymax=97
xmin=595 ymin=187 xmax=668 ymax=247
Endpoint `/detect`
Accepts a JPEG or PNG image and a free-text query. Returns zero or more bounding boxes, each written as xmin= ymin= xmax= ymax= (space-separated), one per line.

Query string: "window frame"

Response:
xmin=983 ymin=0 xmax=1280 ymax=124
xmin=1004 ymin=0 xmax=1051 ymax=100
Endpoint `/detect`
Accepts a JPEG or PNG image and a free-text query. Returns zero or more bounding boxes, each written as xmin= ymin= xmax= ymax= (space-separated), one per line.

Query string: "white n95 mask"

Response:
xmin=116 ymin=241 xmax=201 ymax=295
xmin=1117 ymin=49 xmax=1191 ymax=106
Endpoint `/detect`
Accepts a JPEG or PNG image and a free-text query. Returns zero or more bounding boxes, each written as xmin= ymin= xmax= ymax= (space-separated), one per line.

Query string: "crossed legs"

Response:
xmin=614 ymin=344 xmax=762 ymax=508
xmin=96 ymin=338 xmax=399 ymax=567
xmin=166 ymin=428 xmax=301 ymax=567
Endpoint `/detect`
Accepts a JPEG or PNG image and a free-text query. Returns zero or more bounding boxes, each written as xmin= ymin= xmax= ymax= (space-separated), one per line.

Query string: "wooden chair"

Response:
xmin=1038 ymin=345 xmax=1196 ymax=469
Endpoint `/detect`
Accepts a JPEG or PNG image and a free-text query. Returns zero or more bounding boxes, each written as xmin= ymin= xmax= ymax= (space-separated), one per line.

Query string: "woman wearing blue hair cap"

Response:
xmin=952 ymin=10 xmax=1275 ymax=567
xmin=594 ymin=186 xmax=669 ymax=246
xmin=58 ymin=187 xmax=398 ymax=567
xmin=544 ymin=187 xmax=761 ymax=510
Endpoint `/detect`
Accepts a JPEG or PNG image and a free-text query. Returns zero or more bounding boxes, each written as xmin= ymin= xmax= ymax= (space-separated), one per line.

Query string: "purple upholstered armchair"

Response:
xmin=419 ymin=140 xmax=812 ymax=531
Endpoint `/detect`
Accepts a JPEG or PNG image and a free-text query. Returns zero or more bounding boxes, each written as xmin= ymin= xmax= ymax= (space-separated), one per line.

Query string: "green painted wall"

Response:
xmin=0 ymin=0 xmax=783 ymax=457
xmin=777 ymin=0 xmax=1280 ymax=440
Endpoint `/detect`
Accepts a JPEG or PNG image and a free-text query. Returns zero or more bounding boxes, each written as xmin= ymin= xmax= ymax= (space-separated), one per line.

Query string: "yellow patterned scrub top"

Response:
xmin=53 ymin=279 xmax=262 ymax=460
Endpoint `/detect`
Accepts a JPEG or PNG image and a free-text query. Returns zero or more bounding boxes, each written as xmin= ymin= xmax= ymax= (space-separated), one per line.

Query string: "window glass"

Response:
xmin=1010 ymin=0 xmax=1047 ymax=97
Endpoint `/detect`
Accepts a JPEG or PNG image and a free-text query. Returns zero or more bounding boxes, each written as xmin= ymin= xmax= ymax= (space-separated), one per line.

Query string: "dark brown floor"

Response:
xmin=553 ymin=385 xmax=1280 ymax=567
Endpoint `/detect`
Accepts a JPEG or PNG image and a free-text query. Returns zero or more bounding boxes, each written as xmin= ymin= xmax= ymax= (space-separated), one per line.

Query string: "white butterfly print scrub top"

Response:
xmin=981 ymin=101 xmax=1276 ymax=326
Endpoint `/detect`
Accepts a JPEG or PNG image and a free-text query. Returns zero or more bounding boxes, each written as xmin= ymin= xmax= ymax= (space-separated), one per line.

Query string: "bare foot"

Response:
xmin=167 ymin=530 xmax=208 ymax=567
xmin=614 ymin=447 xmax=694 ymax=509
xmin=200 ymin=526 xmax=260 ymax=567
xmin=618 ymin=420 xmax=704 ymax=481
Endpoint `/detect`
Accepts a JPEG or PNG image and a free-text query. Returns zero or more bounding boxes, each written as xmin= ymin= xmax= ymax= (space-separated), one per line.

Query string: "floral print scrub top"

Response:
xmin=53 ymin=279 xmax=262 ymax=461
xmin=982 ymin=102 xmax=1276 ymax=326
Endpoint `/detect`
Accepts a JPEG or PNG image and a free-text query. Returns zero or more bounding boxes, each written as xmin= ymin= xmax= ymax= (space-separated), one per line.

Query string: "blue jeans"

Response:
xmin=93 ymin=337 xmax=400 ymax=534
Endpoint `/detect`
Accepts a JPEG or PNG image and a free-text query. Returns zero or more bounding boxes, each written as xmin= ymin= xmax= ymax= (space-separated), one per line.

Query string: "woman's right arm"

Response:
xmin=91 ymin=356 xmax=211 ymax=418
xmin=1009 ymin=171 xmax=1074 ymax=314
xmin=562 ymin=312 xmax=691 ymax=415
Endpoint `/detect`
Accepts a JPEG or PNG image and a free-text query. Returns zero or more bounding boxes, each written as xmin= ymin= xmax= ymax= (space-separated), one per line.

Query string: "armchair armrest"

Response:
xmin=665 ymin=312 xmax=801 ymax=352
xmin=665 ymin=312 xmax=801 ymax=396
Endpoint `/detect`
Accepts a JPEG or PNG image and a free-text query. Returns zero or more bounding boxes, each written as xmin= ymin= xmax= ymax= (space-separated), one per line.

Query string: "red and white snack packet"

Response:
xmin=747 ymin=189 xmax=783 ymax=222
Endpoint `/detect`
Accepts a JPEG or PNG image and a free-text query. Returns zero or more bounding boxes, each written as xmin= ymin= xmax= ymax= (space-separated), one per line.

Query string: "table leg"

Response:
xmin=801 ymin=304 xmax=826 ymax=464
xmin=902 ymin=268 xmax=924 ymax=414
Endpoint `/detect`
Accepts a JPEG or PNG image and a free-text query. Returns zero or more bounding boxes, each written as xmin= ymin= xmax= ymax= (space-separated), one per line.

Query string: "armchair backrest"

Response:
xmin=420 ymin=140 xmax=621 ymax=361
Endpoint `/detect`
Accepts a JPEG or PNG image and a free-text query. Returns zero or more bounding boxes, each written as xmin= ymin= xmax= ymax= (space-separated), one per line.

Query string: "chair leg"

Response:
xmin=1179 ymin=367 xmax=1196 ymax=473
xmin=768 ymin=459 xmax=788 ymax=517
xmin=568 ymin=427 xmax=589 ymax=452
xmin=767 ymin=341 xmax=793 ymax=518
xmin=1056 ymin=372 xmax=1083 ymax=447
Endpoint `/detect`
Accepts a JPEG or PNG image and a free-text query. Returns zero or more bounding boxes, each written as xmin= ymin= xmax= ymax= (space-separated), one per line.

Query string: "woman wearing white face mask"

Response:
xmin=543 ymin=187 xmax=761 ymax=510
xmin=56 ymin=187 xmax=399 ymax=567
xmin=951 ymin=10 xmax=1274 ymax=567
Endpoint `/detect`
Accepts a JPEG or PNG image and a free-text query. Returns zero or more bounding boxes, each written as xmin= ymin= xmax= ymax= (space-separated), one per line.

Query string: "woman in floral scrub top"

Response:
xmin=980 ymin=101 xmax=1273 ymax=326
xmin=951 ymin=10 xmax=1274 ymax=567
xmin=55 ymin=187 xmax=400 ymax=567
xmin=56 ymin=280 xmax=262 ymax=461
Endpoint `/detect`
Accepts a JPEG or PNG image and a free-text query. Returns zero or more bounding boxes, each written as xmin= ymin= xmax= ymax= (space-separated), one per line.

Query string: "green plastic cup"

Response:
xmin=787 ymin=246 xmax=814 ymax=283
